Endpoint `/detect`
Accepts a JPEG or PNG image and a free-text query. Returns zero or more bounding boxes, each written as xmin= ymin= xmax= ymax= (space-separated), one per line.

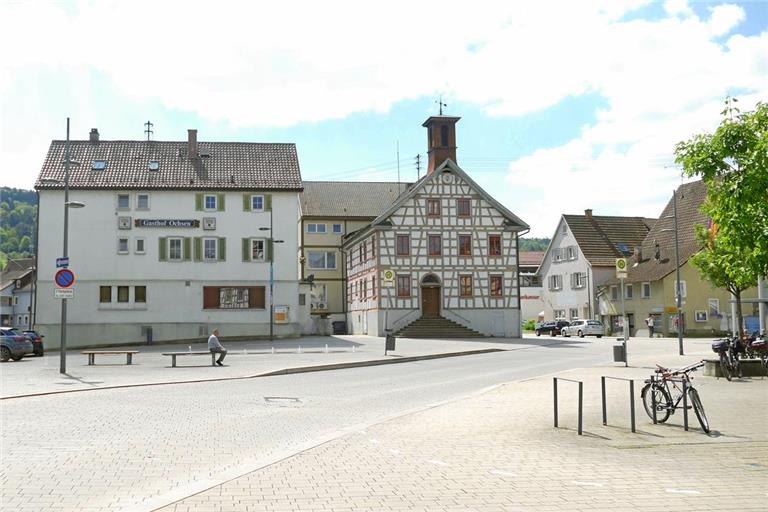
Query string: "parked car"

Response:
xmin=22 ymin=330 xmax=45 ymax=356
xmin=0 ymin=327 xmax=34 ymax=362
xmin=561 ymin=319 xmax=604 ymax=338
xmin=535 ymin=320 xmax=571 ymax=336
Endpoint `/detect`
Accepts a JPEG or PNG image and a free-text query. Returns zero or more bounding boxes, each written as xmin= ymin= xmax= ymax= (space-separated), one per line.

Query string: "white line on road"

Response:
xmin=666 ymin=489 xmax=701 ymax=495
xmin=489 ymin=469 xmax=516 ymax=477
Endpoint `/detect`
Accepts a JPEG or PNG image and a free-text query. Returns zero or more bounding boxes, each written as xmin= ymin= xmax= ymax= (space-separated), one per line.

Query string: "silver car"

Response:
xmin=561 ymin=319 xmax=604 ymax=338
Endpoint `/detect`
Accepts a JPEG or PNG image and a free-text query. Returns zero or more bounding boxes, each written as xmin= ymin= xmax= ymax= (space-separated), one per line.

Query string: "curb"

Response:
xmin=0 ymin=348 xmax=505 ymax=401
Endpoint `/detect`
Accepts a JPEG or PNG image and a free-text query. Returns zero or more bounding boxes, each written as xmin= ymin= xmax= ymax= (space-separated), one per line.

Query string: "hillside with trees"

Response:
xmin=519 ymin=237 xmax=550 ymax=251
xmin=0 ymin=188 xmax=37 ymax=269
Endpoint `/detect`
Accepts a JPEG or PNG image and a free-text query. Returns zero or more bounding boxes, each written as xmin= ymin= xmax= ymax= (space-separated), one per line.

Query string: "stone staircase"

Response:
xmin=394 ymin=316 xmax=484 ymax=338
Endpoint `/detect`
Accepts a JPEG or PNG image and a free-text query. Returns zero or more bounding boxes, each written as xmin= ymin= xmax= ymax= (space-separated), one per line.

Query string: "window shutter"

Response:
xmin=267 ymin=239 xmax=274 ymax=261
xmin=242 ymin=238 xmax=250 ymax=262
xmin=243 ymin=194 xmax=251 ymax=212
xmin=265 ymin=194 xmax=272 ymax=211
xmin=195 ymin=193 xmax=203 ymax=211
xmin=217 ymin=193 xmax=225 ymax=211
xmin=158 ymin=237 xmax=167 ymax=261
xmin=218 ymin=237 xmax=226 ymax=261
xmin=194 ymin=237 xmax=202 ymax=261
xmin=183 ymin=237 xmax=191 ymax=261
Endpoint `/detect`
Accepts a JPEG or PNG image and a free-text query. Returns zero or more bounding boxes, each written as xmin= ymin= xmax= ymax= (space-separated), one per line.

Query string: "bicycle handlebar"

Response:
xmin=653 ymin=360 xmax=704 ymax=377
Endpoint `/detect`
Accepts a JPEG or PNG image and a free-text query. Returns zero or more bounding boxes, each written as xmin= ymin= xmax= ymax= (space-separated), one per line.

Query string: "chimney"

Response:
xmin=584 ymin=209 xmax=593 ymax=220
xmin=188 ymin=129 xmax=198 ymax=158
xmin=422 ymin=116 xmax=460 ymax=174
xmin=89 ymin=128 xmax=99 ymax=143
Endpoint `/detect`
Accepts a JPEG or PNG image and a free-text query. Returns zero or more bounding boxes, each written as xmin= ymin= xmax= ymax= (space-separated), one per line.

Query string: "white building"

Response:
xmin=0 ymin=258 xmax=36 ymax=329
xmin=35 ymin=128 xmax=306 ymax=348
xmin=342 ymin=116 xmax=529 ymax=338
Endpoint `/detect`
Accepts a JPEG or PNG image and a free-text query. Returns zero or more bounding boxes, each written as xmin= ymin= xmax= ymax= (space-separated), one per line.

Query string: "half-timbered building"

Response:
xmin=342 ymin=116 xmax=529 ymax=337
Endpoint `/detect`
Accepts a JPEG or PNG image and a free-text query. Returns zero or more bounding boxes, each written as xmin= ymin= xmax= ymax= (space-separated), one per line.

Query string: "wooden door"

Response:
xmin=422 ymin=287 xmax=440 ymax=318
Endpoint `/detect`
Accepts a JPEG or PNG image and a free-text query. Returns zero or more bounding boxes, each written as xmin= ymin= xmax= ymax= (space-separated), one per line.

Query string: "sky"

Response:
xmin=1 ymin=0 xmax=766 ymax=237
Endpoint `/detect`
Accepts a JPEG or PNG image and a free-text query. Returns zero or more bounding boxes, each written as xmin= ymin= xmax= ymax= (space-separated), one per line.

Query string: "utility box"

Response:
xmin=613 ymin=344 xmax=626 ymax=362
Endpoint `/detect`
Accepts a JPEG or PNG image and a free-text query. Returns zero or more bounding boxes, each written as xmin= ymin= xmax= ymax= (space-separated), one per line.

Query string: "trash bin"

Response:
xmin=332 ymin=321 xmax=347 ymax=335
xmin=613 ymin=344 xmax=626 ymax=362
xmin=385 ymin=332 xmax=396 ymax=352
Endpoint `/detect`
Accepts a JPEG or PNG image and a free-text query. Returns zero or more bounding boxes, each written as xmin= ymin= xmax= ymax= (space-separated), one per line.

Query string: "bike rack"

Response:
xmin=553 ymin=377 xmax=583 ymax=435
xmin=600 ymin=376 xmax=636 ymax=433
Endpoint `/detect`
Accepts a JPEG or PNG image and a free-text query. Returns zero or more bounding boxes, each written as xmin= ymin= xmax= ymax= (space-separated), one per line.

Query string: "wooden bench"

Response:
xmin=162 ymin=351 xmax=217 ymax=367
xmin=82 ymin=350 xmax=139 ymax=366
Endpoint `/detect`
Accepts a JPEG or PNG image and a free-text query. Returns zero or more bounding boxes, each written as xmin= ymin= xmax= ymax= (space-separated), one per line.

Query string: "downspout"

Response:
xmin=586 ymin=263 xmax=593 ymax=319
xmin=33 ymin=189 xmax=40 ymax=329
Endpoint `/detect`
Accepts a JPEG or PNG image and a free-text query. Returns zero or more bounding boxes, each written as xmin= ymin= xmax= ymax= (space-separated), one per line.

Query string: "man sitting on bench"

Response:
xmin=208 ymin=328 xmax=227 ymax=366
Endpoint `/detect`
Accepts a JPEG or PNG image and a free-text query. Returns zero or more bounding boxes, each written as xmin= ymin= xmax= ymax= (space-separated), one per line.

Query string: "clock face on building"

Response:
xmin=441 ymin=172 xmax=453 ymax=184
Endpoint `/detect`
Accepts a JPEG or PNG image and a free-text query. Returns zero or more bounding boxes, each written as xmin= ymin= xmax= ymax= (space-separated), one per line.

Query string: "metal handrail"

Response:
xmin=601 ymin=376 xmax=636 ymax=433
xmin=553 ymin=377 xmax=583 ymax=435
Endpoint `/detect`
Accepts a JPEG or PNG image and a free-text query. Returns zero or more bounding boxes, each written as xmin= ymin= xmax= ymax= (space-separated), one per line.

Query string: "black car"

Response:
xmin=535 ymin=320 xmax=571 ymax=336
xmin=22 ymin=330 xmax=45 ymax=356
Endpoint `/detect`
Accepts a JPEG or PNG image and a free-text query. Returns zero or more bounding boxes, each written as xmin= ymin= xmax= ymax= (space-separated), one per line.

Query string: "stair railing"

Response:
xmin=442 ymin=310 xmax=474 ymax=329
xmin=389 ymin=309 xmax=421 ymax=332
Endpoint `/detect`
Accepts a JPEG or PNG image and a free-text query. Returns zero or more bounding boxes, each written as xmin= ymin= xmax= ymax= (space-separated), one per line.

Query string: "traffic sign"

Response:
xmin=615 ymin=258 xmax=628 ymax=279
xmin=54 ymin=288 xmax=74 ymax=299
xmin=56 ymin=257 xmax=70 ymax=268
xmin=382 ymin=269 xmax=395 ymax=287
xmin=55 ymin=268 xmax=75 ymax=288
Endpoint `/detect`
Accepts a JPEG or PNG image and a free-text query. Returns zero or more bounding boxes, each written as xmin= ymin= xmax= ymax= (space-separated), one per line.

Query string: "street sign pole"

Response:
xmin=60 ymin=118 xmax=71 ymax=375
xmin=616 ymin=258 xmax=629 ymax=367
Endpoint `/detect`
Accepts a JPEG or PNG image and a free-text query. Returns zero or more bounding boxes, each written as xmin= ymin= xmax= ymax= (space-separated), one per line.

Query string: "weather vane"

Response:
xmin=435 ymin=95 xmax=447 ymax=115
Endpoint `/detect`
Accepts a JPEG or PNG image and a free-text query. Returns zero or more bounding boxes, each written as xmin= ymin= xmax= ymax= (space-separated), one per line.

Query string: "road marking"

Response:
xmin=489 ymin=469 xmax=516 ymax=477
xmin=572 ymin=481 xmax=604 ymax=487
xmin=428 ymin=459 xmax=450 ymax=466
xmin=666 ymin=489 xmax=701 ymax=495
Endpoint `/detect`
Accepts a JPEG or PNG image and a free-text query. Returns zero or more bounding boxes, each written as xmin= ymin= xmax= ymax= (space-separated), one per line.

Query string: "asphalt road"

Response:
xmin=1 ymin=338 xmax=612 ymax=512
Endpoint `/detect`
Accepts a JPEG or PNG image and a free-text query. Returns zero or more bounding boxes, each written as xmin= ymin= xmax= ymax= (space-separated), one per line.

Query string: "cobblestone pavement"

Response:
xmin=157 ymin=342 xmax=768 ymax=512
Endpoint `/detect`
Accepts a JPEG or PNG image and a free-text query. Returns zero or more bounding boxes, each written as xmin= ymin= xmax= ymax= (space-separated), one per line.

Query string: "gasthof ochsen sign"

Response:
xmin=135 ymin=219 xmax=200 ymax=228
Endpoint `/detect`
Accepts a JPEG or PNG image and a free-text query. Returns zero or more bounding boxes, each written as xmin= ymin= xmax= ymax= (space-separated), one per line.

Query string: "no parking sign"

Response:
xmin=55 ymin=268 xmax=75 ymax=288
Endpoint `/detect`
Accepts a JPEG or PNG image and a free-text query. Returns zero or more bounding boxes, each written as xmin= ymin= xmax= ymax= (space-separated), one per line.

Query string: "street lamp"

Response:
xmin=259 ymin=212 xmax=284 ymax=342
xmin=661 ymin=188 xmax=684 ymax=356
xmin=40 ymin=117 xmax=85 ymax=374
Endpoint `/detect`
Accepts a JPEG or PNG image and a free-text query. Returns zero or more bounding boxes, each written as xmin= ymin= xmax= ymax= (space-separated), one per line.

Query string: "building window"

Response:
xmin=641 ymin=282 xmax=651 ymax=299
xmin=561 ymin=223 xmax=568 ymax=235
xmin=204 ymin=238 xmax=218 ymax=261
xmin=521 ymin=275 xmax=542 ymax=287
xmin=169 ymin=238 xmax=183 ymax=260
xmin=332 ymin=224 xmax=343 ymax=234
xmin=427 ymin=199 xmax=441 ymax=217
xmin=570 ymin=272 xmax=586 ymax=289
xmin=298 ymin=294 xmax=306 ymax=306
xmin=135 ymin=238 xmax=146 ymax=254
xmin=708 ymin=298 xmax=720 ymax=317
xmin=458 ymin=234 xmax=472 ymax=256
xmin=117 ymin=286 xmax=129 ymax=303
xmin=118 ymin=238 xmax=129 ymax=254
xmin=203 ymin=286 xmax=265 ymax=309
xmin=457 ymin=198 xmax=470 ymax=217
xmin=251 ymin=195 xmax=264 ymax=211
xmin=308 ymin=251 xmax=336 ymax=269
xmin=307 ymin=223 xmax=327 ymax=233
xmin=488 ymin=235 xmax=502 ymax=256
xmin=460 ymin=275 xmax=473 ymax=297
xmin=625 ymin=284 xmax=634 ymax=299
xmin=99 ymin=286 xmax=112 ymax=303
xmin=490 ymin=275 xmax=503 ymax=297
xmin=135 ymin=286 xmax=146 ymax=303
xmin=137 ymin=194 xmax=150 ymax=210
xmin=204 ymin=194 xmax=217 ymax=210
xmin=554 ymin=309 xmax=566 ymax=319
xmin=396 ymin=235 xmax=410 ymax=256
xmin=397 ymin=275 xmax=411 ymax=297
xmin=569 ymin=308 xmax=579 ymax=320
xmin=440 ymin=125 xmax=449 ymax=146
xmin=359 ymin=242 xmax=366 ymax=264
xmin=610 ymin=286 xmax=618 ymax=301
xmin=428 ymin=235 xmax=442 ymax=256
xmin=548 ymin=274 xmax=562 ymax=291
xmin=251 ymin=239 xmax=266 ymax=261
xmin=566 ymin=246 xmax=578 ymax=260
xmin=117 ymin=194 xmax=130 ymax=210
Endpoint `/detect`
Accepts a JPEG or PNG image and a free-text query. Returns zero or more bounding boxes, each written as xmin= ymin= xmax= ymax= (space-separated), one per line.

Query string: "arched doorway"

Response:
xmin=421 ymin=274 xmax=441 ymax=318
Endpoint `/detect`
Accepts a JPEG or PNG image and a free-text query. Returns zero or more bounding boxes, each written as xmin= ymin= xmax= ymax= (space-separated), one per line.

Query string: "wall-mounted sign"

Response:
xmin=134 ymin=219 xmax=200 ymax=228
xmin=382 ymin=269 xmax=395 ymax=287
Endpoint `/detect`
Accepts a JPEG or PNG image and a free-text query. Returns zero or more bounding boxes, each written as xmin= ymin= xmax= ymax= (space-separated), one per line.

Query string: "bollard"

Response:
xmin=578 ymin=381 xmax=583 ymax=435
xmin=601 ymin=377 xmax=607 ymax=425
xmin=271 ymin=347 xmax=275 ymax=355
xmin=188 ymin=345 xmax=191 ymax=353
xmin=353 ymin=345 xmax=356 ymax=353
xmin=325 ymin=344 xmax=328 ymax=353
xmin=244 ymin=349 xmax=247 ymax=355
xmin=298 ymin=346 xmax=302 ymax=354
xmin=553 ymin=378 xmax=559 ymax=428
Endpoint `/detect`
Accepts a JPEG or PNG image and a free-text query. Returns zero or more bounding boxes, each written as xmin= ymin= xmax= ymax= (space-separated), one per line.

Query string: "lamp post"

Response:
xmin=662 ymin=189 xmax=684 ymax=356
xmin=41 ymin=118 xmax=85 ymax=374
xmin=259 ymin=209 xmax=284 ymax=342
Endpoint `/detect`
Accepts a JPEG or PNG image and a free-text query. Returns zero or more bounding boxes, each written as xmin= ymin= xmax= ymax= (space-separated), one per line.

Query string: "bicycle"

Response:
xmin=712 ymin=337 xmax=742 ymax=380
xmin=746 ymin=332 xmax=768 ymax=372
xmin=641 ymin=361 xmax=710 ymax=433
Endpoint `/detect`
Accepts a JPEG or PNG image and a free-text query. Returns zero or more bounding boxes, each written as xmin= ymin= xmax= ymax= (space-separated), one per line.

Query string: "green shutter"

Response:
xmin=265 ymin=194 xmax=272 ymax=211
xmin=183 ymin=237 xmax=191 ymax=261
xmin=218 ymin=237 xmax=226 ymax=261
xmin=158 ymin=237 xmax=167 ymax=261
xmin=243 ymin=194 xmax=251 ymax=212
xmin=194 ymin=237 xmax=202 ymax=262
xmin=242 ymin=238 xmax=250 ymax=262
xmin=267 ymin=239 xmax=274 ymax=262
xmin=195 ymin=193 xmax=203 ymax=211
xmin=217 ymin=193 xmax=225 ymax=211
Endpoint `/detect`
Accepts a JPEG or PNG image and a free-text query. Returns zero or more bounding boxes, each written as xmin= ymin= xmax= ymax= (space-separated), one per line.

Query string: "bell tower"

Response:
xmin=422 ymin=115 xmax=460 ymax=174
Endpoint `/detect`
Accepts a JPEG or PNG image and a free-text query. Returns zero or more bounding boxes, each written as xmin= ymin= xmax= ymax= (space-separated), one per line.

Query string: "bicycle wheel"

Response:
xmin=719 ymin=354 xmax=732 ymax=381
xmin=641 ymin=383 xmax=671 ymax=423
xmin=688 ymin=387 xmax=710 ymax=433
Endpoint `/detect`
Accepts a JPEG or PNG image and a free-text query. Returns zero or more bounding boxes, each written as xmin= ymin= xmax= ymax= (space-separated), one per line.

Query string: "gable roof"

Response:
xmin=607 ymin=179 xmax=708 ymax=284
xmin=562 ymin=213 xmax=656 ymax=267
xmin=300 ymin=181 xmax=412 ymax=218
xmin=1 ymin=258 xmax=35 ymax=292
xmin=35 ymin=140 xmax=303 ymax=191
xmin=342 ymin=159 xmax=529 ymax=247
xmin=519 ymin=251 xmax=545 ymax=267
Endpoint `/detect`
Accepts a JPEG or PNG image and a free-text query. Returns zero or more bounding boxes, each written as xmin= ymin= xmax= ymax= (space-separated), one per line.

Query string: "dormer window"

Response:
xmin=92 ymin=160 xmax=107 ymax=170
xmin=148 ymin=160 xmax=160 ymax=171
